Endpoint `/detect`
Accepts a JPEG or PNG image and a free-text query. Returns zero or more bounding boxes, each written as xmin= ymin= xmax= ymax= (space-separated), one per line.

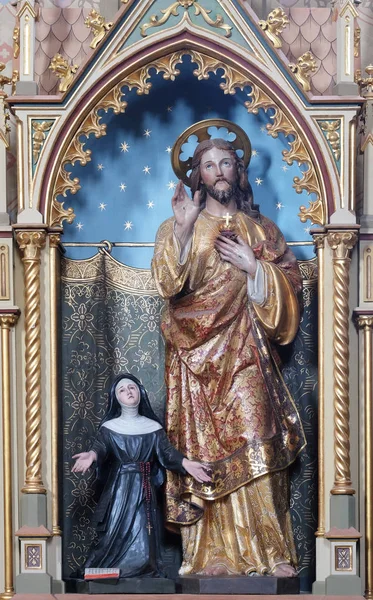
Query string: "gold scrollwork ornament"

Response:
xmin=258 ymin=8 xmax=289 ymax=49
xmin=289 ymin=51 xmax=318 ymax=93
xmin=84 ymin=9 xmax=113 ymax=50
xmin=49 ymin=54 xmax=78 ymax=94
xmin=140 ymin=0 xmax=232 ymax=38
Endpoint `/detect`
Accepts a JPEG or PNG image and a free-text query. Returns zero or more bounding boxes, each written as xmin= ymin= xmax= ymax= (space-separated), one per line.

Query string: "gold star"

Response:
xmin=167 ymin=181 xmax=176 ymax=190
xmin=147 ymin=201 xmax=155 ymax=209
xmin=252 ymin=149 xmax=259 ymax=157
xmin=99 ymin=203 xmax=107 ymax=211
xmin=76 ymin=222 xmax=83 ymax=230
xmin=120 ymin=141 xmax=130 ymax=152
xmin=304 ymin=226 xmax=311 ymax=234
xmin=119 ymin=183 xmax=127 ymax=191
xmin=281 ymin=165 xmax=289 ymax=172
xmin=276 ymin=202 xmax=284 ymax=210
xmin=255 ymin=178 xmax=263 ymax=186
xmin=260 ymin=126 xmax=266 ymax=133
xmin=143 ymin=166 xmax=151 ymax=174
xmin=144 ymin=129 xmax=151 ymax=137
xmin=166 ymin=146 xmax=172 ymax=153
xmin=97 ymin=163 xmax=104 ymax=170
xmin=167 ymin=106 xmax=173 ymax=112
xmin=124 ymin=221 xmax=133 ymax=230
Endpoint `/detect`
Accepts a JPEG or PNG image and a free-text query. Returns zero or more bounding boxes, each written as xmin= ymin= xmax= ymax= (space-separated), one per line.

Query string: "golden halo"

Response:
xmin=171 ymin=119 xmax=252 ymax=187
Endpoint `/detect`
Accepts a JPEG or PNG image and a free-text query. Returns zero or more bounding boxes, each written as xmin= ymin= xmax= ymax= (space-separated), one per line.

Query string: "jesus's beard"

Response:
xmin=205 ymin=180 xmax=237 ymax=205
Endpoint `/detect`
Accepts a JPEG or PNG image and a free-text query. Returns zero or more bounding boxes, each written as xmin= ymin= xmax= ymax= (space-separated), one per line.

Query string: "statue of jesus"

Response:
xmin=151 ymin=132 xmax=306 ymax=578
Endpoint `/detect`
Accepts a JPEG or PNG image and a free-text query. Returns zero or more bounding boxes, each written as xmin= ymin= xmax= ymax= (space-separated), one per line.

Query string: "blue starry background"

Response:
xmin=61 ymin=56 xmax=317 ymax=265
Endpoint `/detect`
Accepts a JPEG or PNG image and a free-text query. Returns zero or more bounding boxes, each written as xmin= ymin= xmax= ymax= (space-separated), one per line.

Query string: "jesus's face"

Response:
xmin=199 ymin=147 xmax=238 ymax=205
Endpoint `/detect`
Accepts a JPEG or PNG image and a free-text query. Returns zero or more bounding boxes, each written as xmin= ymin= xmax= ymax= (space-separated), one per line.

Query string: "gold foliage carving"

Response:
xmin=354 ymin=27 xmax=360 ymax=58
xmin=298 ymin=200 xmax=324 ymax=226
xmin=0 ymin=62 xmax=18 ymax=95
xmin=245 ymin=82 xmax=323 ymax=225
xmin=258 ymin=8 xmax=289 ymax=49
xmin=289 ymin=51 xmax=318 ymax=93
xmin=49 ymin=54 xmax=78 ymax=94
xmin=13 ymin=26 xmax=20 ymax=59
xmin=319 ymin=120 xmax=341 ymax=162
xmin=140 ymin=0 xmax=232 ymax=38
xmin=51 ymin=83 xmax=127 ymax=227
xmin=84 ymin=9 xmax=113 ymax=50
xmin=122 ymin=52 xmax=184 ymax=96
xmin=50 ymin=199 xmax=76 ymax=229
xmin=32 ymin=120 xmax=54 ymax=165
xmin=191 ymin=51 xmax=248 ymax=94
xmin=356 ymin=64 xmax=373 ymax=99
xmin=51 ymin=51 xmax=324 ymax=228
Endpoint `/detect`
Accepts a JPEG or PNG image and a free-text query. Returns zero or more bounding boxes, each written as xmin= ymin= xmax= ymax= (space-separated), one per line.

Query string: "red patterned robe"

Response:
xmin=152 ymin=209 xmax=306 ymax=575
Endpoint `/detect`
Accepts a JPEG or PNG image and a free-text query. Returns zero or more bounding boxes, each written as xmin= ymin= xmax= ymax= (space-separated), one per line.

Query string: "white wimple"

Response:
xmin=102 ymin=403 xmax=162 ymax=435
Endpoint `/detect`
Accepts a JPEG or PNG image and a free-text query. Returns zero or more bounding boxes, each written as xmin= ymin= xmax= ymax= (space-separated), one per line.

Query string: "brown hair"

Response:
xmin=190 ymin=138 xmax=260 ymax=220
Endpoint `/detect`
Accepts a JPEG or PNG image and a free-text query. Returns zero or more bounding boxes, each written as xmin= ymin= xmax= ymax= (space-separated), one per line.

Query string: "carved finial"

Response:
xmin=258 ymin=8 xmax=289 ymax=49
xmin=289 ymin=51 xmax=318 ymax=92
xmin=49 ymin=54 xmax=78 ymax=93
xmin=355 ymin=64 xmax=373 ymax=99
xmin=0 ymin=63 xmax=19 ymax=95
xmin=84 ymin=9 xmax=113 ymax=50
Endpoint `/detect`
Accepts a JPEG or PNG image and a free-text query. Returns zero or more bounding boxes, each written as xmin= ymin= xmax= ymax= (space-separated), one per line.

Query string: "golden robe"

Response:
xmin=152 ymin=209 xmax=306 ymax=575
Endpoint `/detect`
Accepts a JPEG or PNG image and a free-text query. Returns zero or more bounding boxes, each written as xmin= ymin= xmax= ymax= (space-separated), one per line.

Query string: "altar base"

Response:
xmin=176 ymin=575 xmax=300 ymax=595
xmin=74 ymin=577 xmax=175 ymax=594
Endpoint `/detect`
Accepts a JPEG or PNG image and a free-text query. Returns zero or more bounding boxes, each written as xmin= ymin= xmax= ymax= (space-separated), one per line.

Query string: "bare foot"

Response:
xmin=202 ymin=565 xmax=230 ymax=576
xmin=272 ymin=564 xmax=297 ymax=578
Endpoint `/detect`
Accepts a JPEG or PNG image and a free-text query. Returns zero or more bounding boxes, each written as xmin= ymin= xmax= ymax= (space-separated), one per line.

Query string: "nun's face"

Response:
xmin=116 ymin=379 xmax=140 ymax=407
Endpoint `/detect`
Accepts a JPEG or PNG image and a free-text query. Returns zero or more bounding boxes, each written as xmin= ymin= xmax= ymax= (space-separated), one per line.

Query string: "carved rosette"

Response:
xmin=327 ymin=230 xmax=358 ymax=495
xmin=16 ymin=230 xmax=47 ymax=494
xmin=50 ymin=51 xmax=325 ymax=228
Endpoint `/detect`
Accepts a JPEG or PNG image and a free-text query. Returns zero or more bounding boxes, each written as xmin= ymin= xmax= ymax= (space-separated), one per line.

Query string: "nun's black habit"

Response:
xmin=83 ymin=373 xmax=185 ymax=578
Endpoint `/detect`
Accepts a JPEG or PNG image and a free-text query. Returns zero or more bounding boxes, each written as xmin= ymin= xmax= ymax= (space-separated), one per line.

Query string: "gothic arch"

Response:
xmin=39 ymin=37 xmax=333 ymax=229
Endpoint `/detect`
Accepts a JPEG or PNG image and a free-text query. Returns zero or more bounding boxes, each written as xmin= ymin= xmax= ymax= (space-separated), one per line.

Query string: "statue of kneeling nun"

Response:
xmin=71 ymin=373 xmax=211 ymax=579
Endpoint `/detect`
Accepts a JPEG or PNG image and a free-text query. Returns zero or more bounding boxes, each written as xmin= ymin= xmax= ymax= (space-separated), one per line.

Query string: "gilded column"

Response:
xmin=327 ymin=229 xmax=358 ymax=495
xmin=16 ymin=230 xmax=46 ymax=494
xmin=49 ymin=233 xmax=61 ymax=535
xmin=356 ymin=314 xmax=373 ymax=599
xmin=0 ymin=311 xmax=19 ymax=600
xmin=313 ymin=233 xmax=326 ymax=536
